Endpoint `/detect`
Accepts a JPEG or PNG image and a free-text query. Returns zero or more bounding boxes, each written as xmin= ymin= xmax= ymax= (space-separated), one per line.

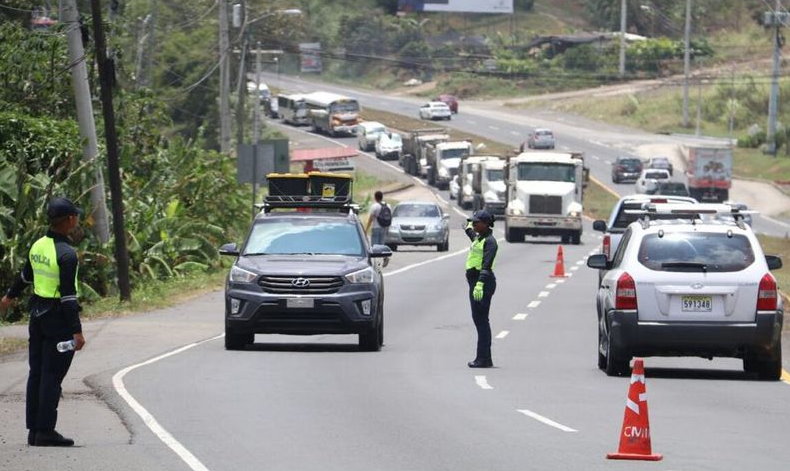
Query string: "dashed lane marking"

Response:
xmin=495 ymin=330 xmax=510 ymax=339
xmin=510 ymin=130 xmax=520 ymax=136
xmin=489 ymin=125 xmax=500 ymax=131
xmin=513 ymin=313 xmax=529 ymax=320
xmin=782 ymin=369 xmax=790 ymax=385
xmin=570 ymin=266 xmax=580 ymax=271
xmin=546 ymin=283 xmax=556 ymax=289
xmin=538 ymin=291 xmax=549 ymax=298
xmin=527 ymin=300 xmax=541 ymax=308
xmin=576 ymin=260 xmax=585 ymax=265
xmin=476 ymin=376 xmax=494 ymax=390
xmin=555 ymin=279 xmax=565 ymax=284
xmin=518 ymin=409 xmax=578 ymax=433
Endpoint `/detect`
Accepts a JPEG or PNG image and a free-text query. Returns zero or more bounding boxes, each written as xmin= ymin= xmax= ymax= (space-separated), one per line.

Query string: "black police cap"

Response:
xmin=47 ymin=197 xmax=83 ymax=219
xmin=471 ymin=209 xmax=494 ymax=226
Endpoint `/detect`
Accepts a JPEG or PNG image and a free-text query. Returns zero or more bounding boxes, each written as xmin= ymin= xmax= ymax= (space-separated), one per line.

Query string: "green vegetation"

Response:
xmin=583 ymin=179 xmax=620 ymax=221
xmin=756 ymin=234 xmax=790 ymax=300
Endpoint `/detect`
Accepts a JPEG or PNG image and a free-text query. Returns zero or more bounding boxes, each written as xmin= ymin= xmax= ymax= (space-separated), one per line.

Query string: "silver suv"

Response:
xmin=587 ymin=203 xmax=784 ymax=379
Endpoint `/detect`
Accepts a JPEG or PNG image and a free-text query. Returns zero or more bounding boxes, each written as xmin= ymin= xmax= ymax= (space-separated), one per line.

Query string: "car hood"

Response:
xmin=238 ymin=255 xmax=368 ymax=276
xmin=392 ymin=217 xmax=442 ymax=226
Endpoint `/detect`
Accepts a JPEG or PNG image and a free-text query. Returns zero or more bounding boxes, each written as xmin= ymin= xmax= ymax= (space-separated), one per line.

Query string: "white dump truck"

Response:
xmin=455 ymin=155 xmax=506 ymax=214
xmin=504 ymin=151 xmax=587 ymax=244
xmin=424 ymin=140 xmax=473 ymax=189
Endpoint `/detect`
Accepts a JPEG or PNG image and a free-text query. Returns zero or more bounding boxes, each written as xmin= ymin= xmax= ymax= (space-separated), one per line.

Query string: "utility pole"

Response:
xmin=219 ymin=0 xmax=232 ymax=154
xmin=89 ymin=0 xmax=132 ymax=301
xmin=252 ymin=41 xmax=262 ymax=209
xmin=618 ymin=0 xmax=627 ymax=77
xmin=695 ymin=77 xmax=702 ymax=136
xmin=134 ymin=13 xmax=152 ymax=88
xmin=682 ymin=0 xmax=692 ymax=128
xmin=235 ymin=34 xmax=249 ymax=148
xmin=62 ymin=0 xmax=110 ymax=244
xmin=765 ymin=0 xmax=785 ymax=156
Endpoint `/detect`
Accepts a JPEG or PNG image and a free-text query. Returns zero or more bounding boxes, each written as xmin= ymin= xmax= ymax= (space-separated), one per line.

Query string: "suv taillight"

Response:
xmin=602 ymin=235 xmax=611 ymax=259
xmin=615 ymin=272 xmax=637 ymax=310
xmin=757 ymin=273 xmax=777 ymax=310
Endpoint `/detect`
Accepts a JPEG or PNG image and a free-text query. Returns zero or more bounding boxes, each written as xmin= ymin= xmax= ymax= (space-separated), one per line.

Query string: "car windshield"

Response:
xmin=441 ymin=148 xmax=469 ymax=159
xmin=432 ymin=103 xmax=449 ymax=109
xmin=331 ymin=102 xmax=359 ymax=113
xmin=368 ymin=125 xmax=386 ymax=134
xmin=535 ymin=130 xmax=553 ymax=137
xmin=619 ymin=159 xmax=641 ymax=168
xmin=487 ymin=169 xmax=504 ymax=181
xmin=638 ymin=233 xmax=755 ymax=272
xmin=645 ymin=171 xmax=668 ymax=179
xmin=518 ymin=163 xmax=575 ymax=182
xmin=389 ymin=134 xmax=402 ymax=144
xmin=651 ymin=158 xmax=669 ymax=165
xmin=244 ymin=218 xmax=363 ymax=256
xmin=393 ymin=204 xmax=440 ymax=218
xmin=658 ymin=183 xmax=687 ymax=195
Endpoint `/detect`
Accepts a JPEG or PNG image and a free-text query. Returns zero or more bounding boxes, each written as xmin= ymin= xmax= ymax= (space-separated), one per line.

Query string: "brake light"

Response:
xmin=615 ymin=272 xmax=637 ymax=310
xmin=602 ymin=235 xmax=611 ymax=258
xmin=757 ymin=273 xmax=777 ymax=310
xmin=650 ymin=198 xmax=667 ymax=203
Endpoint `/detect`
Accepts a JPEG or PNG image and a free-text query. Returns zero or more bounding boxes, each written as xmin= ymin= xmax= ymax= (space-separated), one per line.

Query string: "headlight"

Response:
xmin=230 ymin=265 xmax=258 ymax=283
xmin=438 ymin=167 xmax=450 ymax=177
xmin=345 ymin=267 xmax=375 ymax=284
xmin=568 ymin=211 xmax=580 ymax=218
xmin=433 ymin=223 xmax=444 ymax=231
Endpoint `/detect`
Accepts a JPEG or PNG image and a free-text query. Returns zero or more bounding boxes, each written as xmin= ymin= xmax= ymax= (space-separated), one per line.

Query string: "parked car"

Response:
xmin=419 ymin=102 xmax=452 ymax=120
xmin=219 ymin=188 xmax=392 ymax=351
xmin=587 ymin=203 xmax=783 ymax=379
xmin=357 ymin=121 xmax=387 ymax=151
xmin=520 ymin=128 xmax=555 ymax=151
xmin=384 ymin=201 xmax=450 ymax=252
xmin=611 ymin=157 xmax=644 ymax=183
xmin=634 ymin=169 xmax=671 ymax=194
xmin=375 ymin=132 xmax=402 ymax=161
xmin=646 ymin=156 xmax=674 ymax=176
xmin=435 ymin=94 xmax=459 ymax=113
xmin=646 ymin=181 xmax=689 ymax=197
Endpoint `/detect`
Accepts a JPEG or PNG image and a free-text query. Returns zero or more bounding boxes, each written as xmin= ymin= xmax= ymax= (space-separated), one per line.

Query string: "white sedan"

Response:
xmin=634 ymin=169 xmax=670 ymax=194
xmin=419 ymin=102 xmax=452 ymax=120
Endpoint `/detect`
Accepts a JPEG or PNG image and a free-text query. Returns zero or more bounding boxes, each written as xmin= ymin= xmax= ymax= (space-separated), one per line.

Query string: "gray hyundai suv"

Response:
xmin=219 ymin=197 xmax=392 ymax=351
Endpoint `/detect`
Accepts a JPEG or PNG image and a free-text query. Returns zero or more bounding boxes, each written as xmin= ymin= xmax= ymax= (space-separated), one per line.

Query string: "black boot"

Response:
xmin=27 ymin=430 xmax=36 ymax=446
xmin=34 ymin=430 xmax=74 ymax=447
xmin=467 ymin=358 xmax=493 ymax=368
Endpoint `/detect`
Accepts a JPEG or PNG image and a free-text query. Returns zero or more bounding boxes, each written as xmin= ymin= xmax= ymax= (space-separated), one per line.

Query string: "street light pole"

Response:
xmin=219 ymin=0 xmax=232 ymax=154
xmin=682 ymin=0 xmax=692 ymax=128
xmin=618 ymin=0 xmax=627 ymax=78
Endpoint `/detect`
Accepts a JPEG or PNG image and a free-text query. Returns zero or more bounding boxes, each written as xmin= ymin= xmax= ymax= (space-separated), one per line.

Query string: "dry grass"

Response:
xmin=0 ymin=337 xmax=27 ymax=356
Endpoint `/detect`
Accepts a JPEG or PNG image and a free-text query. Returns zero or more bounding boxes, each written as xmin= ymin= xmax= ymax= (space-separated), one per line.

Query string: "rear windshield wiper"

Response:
xmin=661 ymin=262 xmax=707 ymax=272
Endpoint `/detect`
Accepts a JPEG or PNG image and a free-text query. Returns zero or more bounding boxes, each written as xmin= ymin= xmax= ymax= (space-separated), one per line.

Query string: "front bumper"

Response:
xmin=385 ymin=228 xmax=446 ymax=246
xmin=332 ymin=125 xmax=357 ymax=135
xmin=225 ymin=283 xmax=380 ymax=335
xmin=378 ymin=150 xmax=400 ymax=161
xmin=607 ymin=309 xmax=783 ymax=358
xmin=614 ymin=172 xmax=640 ymax=181
xmin=506 ymin=215 xmax=582 ymax=235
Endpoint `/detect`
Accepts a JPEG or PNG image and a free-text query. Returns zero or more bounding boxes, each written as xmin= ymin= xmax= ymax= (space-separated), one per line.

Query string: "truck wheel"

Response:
xmin=745 ymin=342 xmax=782 ymax=380
xmin=437 ymin=239 xmax=449 ymax=252
xmin=225 ymin=331 xmax=253 ymax=350
xmin=561 ymin=235 xmax=570 ymax=244
xmin=505 ymin=226 xmax=520 ymax=243
xmin=571 ymin=231 xmax=581 ymax=245
xmin=359 ymin=318 xmax=382 ymax=352
xmin=605 ymin=330 xmax=630 ymax=377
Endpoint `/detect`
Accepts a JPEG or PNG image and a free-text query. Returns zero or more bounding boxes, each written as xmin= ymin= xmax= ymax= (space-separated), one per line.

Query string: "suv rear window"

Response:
xmin=618 ymin=159 xmax=641 ymax=167
xmin=645 ymin=171 xmax=668 ymax=179
xmin=637 ymin=233 xmax=755 ymax=272
xmin=245 ymin=218 xmax=364 ymax=256
xmin=612 ymin=202 xmax=690 ymax=229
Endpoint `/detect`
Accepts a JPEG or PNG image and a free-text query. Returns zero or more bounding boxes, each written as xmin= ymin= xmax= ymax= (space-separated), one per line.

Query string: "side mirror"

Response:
xmin=370 ymin=244 xmax=393 ymax=258
xmin=219 ymin=243 xmax=240 ymax=256
xmin=766 ymin=255 xmax=783 ymax=270
xmin=586 ymin=254 xmax=610 ymax=270
xmin=442 ymin=213 xmax=450 ymax=220
xmin=593 ymin=220 xmax=607 ymax=232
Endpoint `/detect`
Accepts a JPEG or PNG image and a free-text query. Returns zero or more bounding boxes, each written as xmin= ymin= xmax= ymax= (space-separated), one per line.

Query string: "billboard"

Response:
xmin=398 ymin=0 xmax=513 ymax=14
xmin=299 ymin=43 xmax=322 ymax=73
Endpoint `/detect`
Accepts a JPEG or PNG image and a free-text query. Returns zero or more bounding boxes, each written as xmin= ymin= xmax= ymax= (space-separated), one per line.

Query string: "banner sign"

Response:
xmin=398 ymin=0 xmax=513 ymax=14
xmin=313 ymin=157 xmax=356 ymax=172
xmin=299 ymin=43 xmax=322 ymax=73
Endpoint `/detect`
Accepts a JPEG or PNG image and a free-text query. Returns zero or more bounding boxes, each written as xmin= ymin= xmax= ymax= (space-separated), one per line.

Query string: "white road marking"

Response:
xmin=545 ymin=283 xmax=556 ymax=289
xmin=592 ymin=155 xmax=600 ymax=160
xmin=475 ymin=375 xmax=493 ymax=390
xmin=555 ymin=279 xmax=565 ymax=284
xmin=518 ymin=409 xmax=578 ymax=433
xmin=383 ymin=237 xmax=506 ymax=278
xmin=570 ymin=266 xmax=579 ymax=271
xmin=489 ymin=125 xmax=500 ymax=131
xmin=510 ymin=130 xmax=521 ymax=136
xmin=566 ymin=272 xmax=574 ymax=277
xmin=538 ymin=291 xmax=549 ymax=298
xmin=527 ymin=300 xmax=541 ymax=308
xmin=468 ymin=120 xmax=477 ymax=125
xmin=113 ymin=335 xmax=224 ymax=471
xmin=495 ymin=330 xmax=510 ymax=339
xmin=575 ymin=260 xmax=585 ymax=265
xmin=513 ymin=313 xmax=529 ymax=320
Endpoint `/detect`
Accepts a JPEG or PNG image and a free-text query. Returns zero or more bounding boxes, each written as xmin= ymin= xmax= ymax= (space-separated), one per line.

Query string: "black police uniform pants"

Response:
xmin=466 ymin=274 xmax=496 ymax=361
xmin=27 ymin=311 xmax=74 ymax=432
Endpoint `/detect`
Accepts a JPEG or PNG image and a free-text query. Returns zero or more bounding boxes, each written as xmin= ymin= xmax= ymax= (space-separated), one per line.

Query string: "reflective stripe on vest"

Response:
xmin=30 ymin=236 xmax=60 ymax=298
xmin=465 ymin=236 xmax=496 ymax=271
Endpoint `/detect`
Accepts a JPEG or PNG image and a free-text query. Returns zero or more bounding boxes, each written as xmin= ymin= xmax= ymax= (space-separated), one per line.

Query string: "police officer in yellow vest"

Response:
xmin=464 ymin=210 xmax=498 ymax=368
xmin=1 ymin=197 xmax=86 ymax=447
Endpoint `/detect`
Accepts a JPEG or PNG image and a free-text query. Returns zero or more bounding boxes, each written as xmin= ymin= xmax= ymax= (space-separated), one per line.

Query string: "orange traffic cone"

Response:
xmin=550 ymin=246 xmax=567 ymax=278
xmin=607 ymin=358 xmax=662 ymax=461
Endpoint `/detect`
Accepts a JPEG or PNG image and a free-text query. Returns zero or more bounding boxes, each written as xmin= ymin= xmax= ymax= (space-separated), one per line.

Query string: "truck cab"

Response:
xmin=425 ymin=140 xmax=473 ymax=189
xmin=504 ymin=152 xmax=586 ymax=244
xmin=399 ymin=128 xmax=449 ymax=177
xmin=456 ymin=155 xmax=504 ymax=211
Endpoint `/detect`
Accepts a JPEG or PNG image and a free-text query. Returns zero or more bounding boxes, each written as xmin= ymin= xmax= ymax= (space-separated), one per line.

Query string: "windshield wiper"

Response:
xmin=243 ymin=252 xmax=271 ymax=256
xmin=661 ymin=262 xmax=707 ymax=272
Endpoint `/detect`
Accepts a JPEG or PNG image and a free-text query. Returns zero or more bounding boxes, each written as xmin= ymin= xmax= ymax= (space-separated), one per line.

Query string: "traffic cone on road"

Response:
xmin=550 ymin=245 xmax=567 ymax=278
xmin=606 ymin=358 xmax=662 ymax=461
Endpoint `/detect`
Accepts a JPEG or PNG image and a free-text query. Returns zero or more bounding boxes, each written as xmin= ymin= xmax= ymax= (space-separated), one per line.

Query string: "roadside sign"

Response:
xmin=313 ymin=156 xmax=356 ymax=172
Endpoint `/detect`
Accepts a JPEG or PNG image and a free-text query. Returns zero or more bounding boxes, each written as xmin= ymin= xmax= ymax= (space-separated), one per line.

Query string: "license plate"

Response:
xmin=286 ymin=298 xmax=314 ymax=309
xmin=681 ymin=296 xmax=712 ymax=312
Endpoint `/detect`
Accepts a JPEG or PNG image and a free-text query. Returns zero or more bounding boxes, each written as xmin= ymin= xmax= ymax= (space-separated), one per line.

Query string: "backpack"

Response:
xmin=376 ymin=202 xmax=392 ymax=227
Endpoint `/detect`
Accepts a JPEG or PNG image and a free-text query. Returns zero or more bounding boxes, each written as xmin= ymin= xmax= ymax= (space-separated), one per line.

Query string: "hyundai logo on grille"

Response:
xmin=291 ymin=278 xmax=311 ymax=288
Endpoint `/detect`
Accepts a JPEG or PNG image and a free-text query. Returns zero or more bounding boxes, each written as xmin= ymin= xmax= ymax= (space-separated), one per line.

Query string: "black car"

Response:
xmin=646 ymin=181 xmax=689 ymax=197
xmin=219 ymin=176 xmax=392 ymax=351
xmin=611 ymin=157 xmax=643 ymax=183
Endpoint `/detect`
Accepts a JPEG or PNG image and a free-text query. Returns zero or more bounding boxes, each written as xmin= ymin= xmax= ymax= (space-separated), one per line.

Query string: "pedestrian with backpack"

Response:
xmin=365 ymin=191 xmax=391 ymax=246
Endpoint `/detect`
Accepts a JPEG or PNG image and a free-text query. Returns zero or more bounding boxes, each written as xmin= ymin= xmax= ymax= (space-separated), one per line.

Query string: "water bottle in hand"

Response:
xmin=56 ymin=340 xmax=76 ymax=353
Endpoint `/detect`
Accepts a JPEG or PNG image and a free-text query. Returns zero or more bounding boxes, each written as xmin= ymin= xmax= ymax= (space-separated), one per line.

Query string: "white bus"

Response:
xmin=277 ymin=94 xmax=308 ymax=125
xmin=303 ymin=91 xmax=360 ymax=136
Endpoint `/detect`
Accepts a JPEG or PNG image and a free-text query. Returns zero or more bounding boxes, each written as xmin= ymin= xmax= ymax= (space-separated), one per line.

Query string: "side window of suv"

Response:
xmin=611 ymin=228 xmax=632 ymax=268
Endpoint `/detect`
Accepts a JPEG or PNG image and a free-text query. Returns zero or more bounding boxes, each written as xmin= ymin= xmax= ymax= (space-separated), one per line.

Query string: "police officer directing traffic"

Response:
xmin=464 ymin=210 xmax=498 ymax=368
xmin=0 ymin=197 xmax=86 ymax=447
